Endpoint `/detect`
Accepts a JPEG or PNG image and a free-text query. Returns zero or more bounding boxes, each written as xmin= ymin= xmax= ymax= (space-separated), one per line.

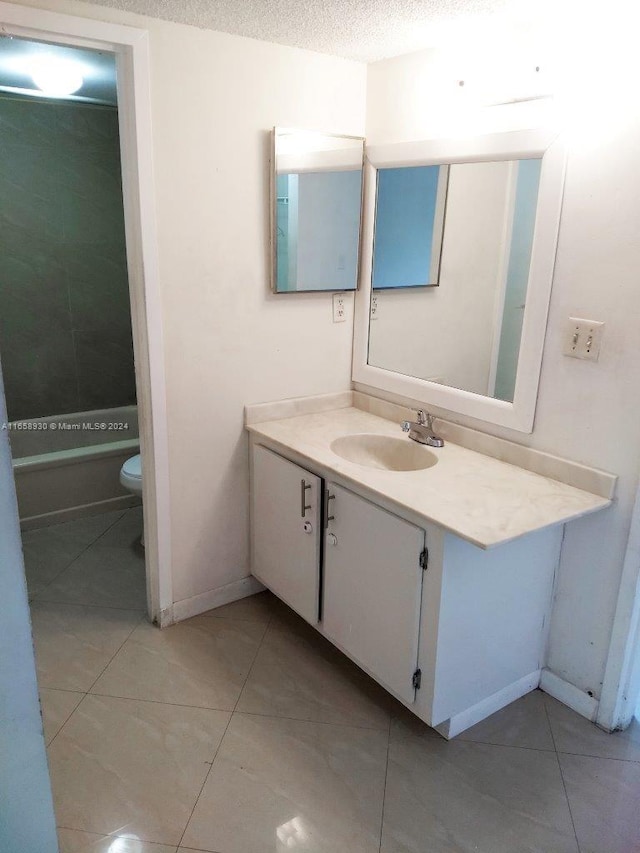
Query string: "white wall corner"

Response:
xmin=171 ymin=575 xmax=266 ymax=623
xmin=156 ymin=605 xmax=175 ymax=628
xmin=540 ymin=668 xmax=599 ymax=723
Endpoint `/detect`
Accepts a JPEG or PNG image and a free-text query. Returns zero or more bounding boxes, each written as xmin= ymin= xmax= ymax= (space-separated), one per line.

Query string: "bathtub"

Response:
xmin=8 ymin=405 xmax=141 ymax=528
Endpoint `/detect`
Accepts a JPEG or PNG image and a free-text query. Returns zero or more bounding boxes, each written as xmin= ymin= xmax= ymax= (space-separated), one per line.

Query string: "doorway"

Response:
xmin=0 ymin=35 xmax=149 ymax=614
xmin=0 ymin=1 xmax=172 ymax=622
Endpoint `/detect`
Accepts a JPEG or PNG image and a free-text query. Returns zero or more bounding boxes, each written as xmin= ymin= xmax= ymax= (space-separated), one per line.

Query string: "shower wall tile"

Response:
xmin=0 ymin=98 xmax=61 ymax=148
xmin=57 ymin=147 xmax=124 ymax=199
xmin=62 ymin=193 xmax=126 ymax=246
xmin=74 ymin=329 xmax=137 ymax=412
xmin=0 ymin=230 xmax=71 ymax=336
xmin=0 ymin=143 xmax=59 ymax=203
xmin=0 ymin=96 xmax=136 ymax=421
xmin=67 ymin=242 xmax=131 ymax=335
xmin=0 ymin=146 xmax=64 ymax=240
xmin=59 ymin=149 xmax=127 ymax=245
xmin=56 ymin=103 xmax=121 ymax=152
xmin=1 ymin=328 xmax=79 ymax=421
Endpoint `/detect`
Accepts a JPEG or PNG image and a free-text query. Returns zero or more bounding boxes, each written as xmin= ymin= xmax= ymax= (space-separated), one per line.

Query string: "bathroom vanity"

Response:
xmin=253 ymin=124 xmax=617 ymax=737
xmin=246 ymin=397 xmax=615 ymax=738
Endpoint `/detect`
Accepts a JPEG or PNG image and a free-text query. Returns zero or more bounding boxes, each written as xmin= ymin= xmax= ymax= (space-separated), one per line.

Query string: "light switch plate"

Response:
xmin=563 ymin=317 xmax=605 ymax=361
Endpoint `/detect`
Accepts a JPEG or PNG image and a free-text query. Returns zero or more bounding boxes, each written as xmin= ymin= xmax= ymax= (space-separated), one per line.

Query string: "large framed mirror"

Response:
xmin=271 ymin=128 xmax=364 ymax=293
xmin=353 ymin=128 xmax=566 ymax=432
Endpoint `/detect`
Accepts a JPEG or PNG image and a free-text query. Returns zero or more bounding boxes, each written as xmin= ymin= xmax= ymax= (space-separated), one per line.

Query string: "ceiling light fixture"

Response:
xmin=30 ymin=56 xmax=84 ymax=97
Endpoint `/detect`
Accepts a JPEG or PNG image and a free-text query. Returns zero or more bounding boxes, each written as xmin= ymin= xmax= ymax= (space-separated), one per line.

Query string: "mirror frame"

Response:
xmin=270 ymin=127 xmax=365 ymax=294
xmin=352 ymin=128 xmax=567 ymax=433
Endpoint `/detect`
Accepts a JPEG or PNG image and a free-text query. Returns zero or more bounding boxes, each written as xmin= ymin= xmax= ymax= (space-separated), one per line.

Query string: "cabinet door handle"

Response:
xmin=324 ymin=490 xmax=335 ymax=527
xmin=300 ymin=479 xmax=312 ymax=518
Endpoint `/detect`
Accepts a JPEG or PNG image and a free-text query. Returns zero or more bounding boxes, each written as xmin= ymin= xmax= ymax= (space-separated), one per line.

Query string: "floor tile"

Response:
xmin=23 ymin=510 xmax=126 ymax=547
xmin=35 ymin=544 xmax=146 ymax=610
xmin=181 ymin=713 xmax=388 ymax=853
xmin=390 ymin=703 xmax=447 ymax=743
xmin=39 ymin=687 xmax=84 ymax=744
xmin=94 ymin=506 xmax=144 ymax=548
xmin=544 ymin=694 xmax=640 ymax=761
xmin=381 ymin=729 xmax=578 ymax=852
xmin=58 ymin=827 xmax=177 ymax=852
xmin=21 ymin=531 xmax=88 ymax=598
xmin=92 ymin=616 xmax=267 ymax=710
xmin=236 ymin=610 xmax=391 ymax=730
xmin=48 ymin=695 xmax=230 ymax=846
xmin=456 ymin=690 xmax=555 ymax=751
xmin=31 ymin=602 xmax=143 ymax=691
xmin=559 ymin=752 xmax=640 ymax=853
xmin=202 ymin=590 xmax=280 ymax=623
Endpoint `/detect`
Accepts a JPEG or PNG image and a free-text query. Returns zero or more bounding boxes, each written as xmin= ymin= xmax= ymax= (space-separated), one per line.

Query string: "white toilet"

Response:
xmin=120 ymin=454 xmax=144 ymax=546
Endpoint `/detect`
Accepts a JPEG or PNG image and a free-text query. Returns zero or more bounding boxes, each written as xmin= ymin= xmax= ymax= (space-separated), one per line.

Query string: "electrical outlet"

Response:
xmin=370 ymin=294 xmax=378 ymax=321
xmin=332 ymin=293 xmax=346 ymax=323
xmin=563 ymin=317 xmax=605 ymax=361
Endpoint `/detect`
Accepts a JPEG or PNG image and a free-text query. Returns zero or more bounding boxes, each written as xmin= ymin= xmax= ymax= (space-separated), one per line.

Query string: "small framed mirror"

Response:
xmin=271 ymin=128 xmax=364 ymax=293
xmin=353 ymin=128 xmax=566 ymax=433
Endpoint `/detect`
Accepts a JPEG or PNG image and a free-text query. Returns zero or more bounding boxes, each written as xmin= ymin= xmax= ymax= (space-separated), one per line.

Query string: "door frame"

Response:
xmin=0 ymin=2 xmax=173 ymax=623
xmin=598 ymin=480 xmax=640 ymax=730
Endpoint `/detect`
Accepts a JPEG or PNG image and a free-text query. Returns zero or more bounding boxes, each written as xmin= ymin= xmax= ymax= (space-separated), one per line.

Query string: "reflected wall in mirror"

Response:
xmin=372 ymin=165 xmax=448 ymax=289
xmin=272 ymin=128 xmax=364 ymax=293
xmin=368 ymin=157 xmax=542 ymax=402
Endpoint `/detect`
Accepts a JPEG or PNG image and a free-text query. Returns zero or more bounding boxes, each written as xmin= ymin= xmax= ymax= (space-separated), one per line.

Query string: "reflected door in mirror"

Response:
xmin=372 ymin=165 xmax=447 ymax=289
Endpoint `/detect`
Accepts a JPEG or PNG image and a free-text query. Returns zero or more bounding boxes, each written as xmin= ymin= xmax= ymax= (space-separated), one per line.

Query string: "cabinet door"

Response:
xmin=252 ymin=444 xmax=321 ymax=624
xmin=323 ymin=483 xmax=425 ymax=704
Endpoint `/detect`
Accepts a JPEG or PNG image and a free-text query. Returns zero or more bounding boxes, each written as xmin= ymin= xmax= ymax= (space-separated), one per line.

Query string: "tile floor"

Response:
xmin=23 ymin=508 xmax=640 ymax=852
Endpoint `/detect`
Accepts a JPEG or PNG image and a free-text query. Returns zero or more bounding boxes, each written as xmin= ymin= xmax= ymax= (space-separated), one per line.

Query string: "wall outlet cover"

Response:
xmin=370 ymin=294 xmax=378 ymax=320
xmin=332 ymin=293 xmax=346 ymax=323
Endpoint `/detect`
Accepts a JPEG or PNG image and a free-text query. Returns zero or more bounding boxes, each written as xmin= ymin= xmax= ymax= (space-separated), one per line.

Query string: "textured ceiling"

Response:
xmin=76 ymin=0 xmax=512 ymax=62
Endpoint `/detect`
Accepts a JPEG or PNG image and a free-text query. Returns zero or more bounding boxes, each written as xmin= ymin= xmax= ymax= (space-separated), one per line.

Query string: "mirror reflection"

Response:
xmin=368 ymin=157 xmax=541 ymax=402
xmin=272 ymin=128 xmax=364 ymax=293
xmin=373 ymin=165 xmax=448 ymax=289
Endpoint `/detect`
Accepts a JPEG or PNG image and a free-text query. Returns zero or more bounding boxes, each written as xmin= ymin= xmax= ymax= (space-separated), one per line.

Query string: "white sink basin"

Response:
xmin=330 ymin=434 xmax=439 ymax=472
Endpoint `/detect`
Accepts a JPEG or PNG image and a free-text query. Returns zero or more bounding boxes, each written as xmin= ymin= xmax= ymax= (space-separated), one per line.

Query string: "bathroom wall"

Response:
xmin=0 ymin=96 xmax=135 ymax=421
xmin=9 ymin=0 xmax=366 ymax=608
xmin=365 ymin=47 xmax=640 ymax=704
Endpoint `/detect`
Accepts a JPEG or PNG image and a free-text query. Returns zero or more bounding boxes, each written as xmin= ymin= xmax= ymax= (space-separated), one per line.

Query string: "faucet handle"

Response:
xmin=415 ymin=409 xmax=434 ymax=428
xmin=401 ymin=410 xmax=434 ymax=432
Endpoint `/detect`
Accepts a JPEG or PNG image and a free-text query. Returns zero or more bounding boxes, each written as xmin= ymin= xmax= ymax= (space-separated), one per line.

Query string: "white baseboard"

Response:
xmin=435 ymin=670 xmax=542 ymax=740
xmin=539 ymin=669 xmax=599 ymax=721
xmin=172 ymin=575 xmax=266 ymax=623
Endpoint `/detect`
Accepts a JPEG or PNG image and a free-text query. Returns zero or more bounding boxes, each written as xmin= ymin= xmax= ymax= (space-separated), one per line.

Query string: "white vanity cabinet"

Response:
xmin=323 ymin=482 xmax=425 ymax=705
xmin=250 ymin=438 xmax=565 ymax=737
xmin=251 ymin=444 xmax=322 ymax=625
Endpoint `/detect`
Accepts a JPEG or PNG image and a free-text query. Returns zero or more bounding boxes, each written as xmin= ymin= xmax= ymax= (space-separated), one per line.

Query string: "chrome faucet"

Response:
xmin=401 ymin=410 xmax=444 ymax=448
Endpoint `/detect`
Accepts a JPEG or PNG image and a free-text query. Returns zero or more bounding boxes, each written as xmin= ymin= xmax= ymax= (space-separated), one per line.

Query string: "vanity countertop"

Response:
xmin=247 ymin=406 xmax=612 ymax=549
